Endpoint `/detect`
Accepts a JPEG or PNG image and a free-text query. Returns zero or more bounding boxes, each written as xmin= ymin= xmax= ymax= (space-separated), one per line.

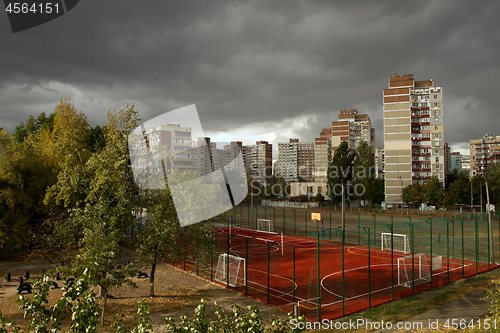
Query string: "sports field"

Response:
xmin=166 ymin=207 xmax=500 ymax=322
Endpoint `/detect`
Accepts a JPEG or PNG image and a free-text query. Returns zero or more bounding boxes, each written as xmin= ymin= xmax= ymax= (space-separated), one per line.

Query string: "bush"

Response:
xmin=165 ymin=299 xmax=307 ymax=333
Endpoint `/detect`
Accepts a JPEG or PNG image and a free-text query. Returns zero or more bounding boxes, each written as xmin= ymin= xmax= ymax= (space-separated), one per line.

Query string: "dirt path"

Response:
xmin=0 ymin=259 xmax=288 ymax=332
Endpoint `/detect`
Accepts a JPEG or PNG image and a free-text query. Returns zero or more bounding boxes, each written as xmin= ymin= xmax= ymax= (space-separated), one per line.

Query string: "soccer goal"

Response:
xmin=381 ymin=232 xmax=411 ymax=254
xmin=214 ymin=253 xmax=246 ymax=287
xmin=397 ymin=253 xmax=431 ymax=288
xmin=256 ymin=219 xmax=274 ymax=233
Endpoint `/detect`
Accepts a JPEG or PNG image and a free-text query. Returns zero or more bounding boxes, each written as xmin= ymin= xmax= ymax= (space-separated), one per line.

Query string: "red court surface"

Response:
xmin=167 ymin=226 xmax=496 ymax=322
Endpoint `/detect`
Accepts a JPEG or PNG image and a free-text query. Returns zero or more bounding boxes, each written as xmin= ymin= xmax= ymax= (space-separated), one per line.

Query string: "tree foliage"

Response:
xmin=402 ymin=182 xmax=425 ymax=205
xmin=443 ymin=177 xmax=471 ymax=206
xmin=165 ymin=300 xmax=306 ymax=333
xmin=402 ymin=177 xmax=444 ymax=205
xmin=353 ymin=141 xmax=376 ymax=206
xmin=68 ymin=104 xmax=140 ymax=325
xmin=327 ymin=141 xmax=356 ymax=203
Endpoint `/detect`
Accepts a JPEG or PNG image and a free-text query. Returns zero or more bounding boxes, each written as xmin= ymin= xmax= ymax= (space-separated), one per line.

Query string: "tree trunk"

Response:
xmin=149 ymin=258 xmax=156 ymax=297
xmin=101 ymin=286 xmax=107 ymax=326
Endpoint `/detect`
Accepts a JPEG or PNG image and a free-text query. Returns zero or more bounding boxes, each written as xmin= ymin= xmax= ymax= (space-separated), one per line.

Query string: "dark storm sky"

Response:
xmin=1 ymin=0 xmax=499 ymax=155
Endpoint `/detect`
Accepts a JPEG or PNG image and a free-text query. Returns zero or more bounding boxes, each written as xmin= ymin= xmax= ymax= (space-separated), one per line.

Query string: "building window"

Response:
xmin=434 ymin=95 xmax=438 ymax=99
xmin=435 ymin=157 xmax=439 ymax=163
xmin=435 ymin=126 xmax=439 ymax=130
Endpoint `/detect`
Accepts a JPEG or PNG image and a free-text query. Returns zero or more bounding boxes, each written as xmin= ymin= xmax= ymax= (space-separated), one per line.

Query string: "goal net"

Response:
xmin=381 ymin=233 xmax=411 ymax=254
xmin=214 ymin=253 xmax=246 ymax=287
xmin=256 ymin=219 xmax=274 ymax=233
xmin=397 ymin=253 xmax=431 ymax=288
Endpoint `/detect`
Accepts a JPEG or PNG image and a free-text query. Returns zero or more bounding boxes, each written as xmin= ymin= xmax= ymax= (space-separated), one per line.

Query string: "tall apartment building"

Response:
xmin=450 ymin=152 xmax=463 ymax=172
xmin=275 ymin=139 xmax=315 ymax=182
xmin=192 ymin=137 xmax=217 ymax=177
xmin=246 ymin=141 xmax=273 ymax=186
xmin=462 ymin=155 xmax=471 ymax=173
xmin=444 ymin=142 xmax=451 ymax=173
xmin=314 ymin=128 xmax=333 ymax=182
xmin=470 ymin=134 xmax=500 ymax=177
xmin=383 ymin=74 xmax=444 ymax=203
xmin=131 ymin=123 xmax=193 ymax=175
xmin=222 ymin=141 xmax=246 ymax=176
xmin=314 ymin=109 xmax=375 ymax=182
xmin=376 ymin=147 xmax=385 ymax=179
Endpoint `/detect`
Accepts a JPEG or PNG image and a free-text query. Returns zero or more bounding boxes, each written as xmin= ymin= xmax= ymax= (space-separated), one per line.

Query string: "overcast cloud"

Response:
xmin=1 ymin=0 xmax=500 ymax=156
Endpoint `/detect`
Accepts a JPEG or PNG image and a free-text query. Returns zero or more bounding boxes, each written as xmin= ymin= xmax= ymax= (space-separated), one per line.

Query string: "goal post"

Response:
xmin=214 ymin=253 xmax=246 ymax=287
xmin=397 ymin=253 xmax=431 ymax=288
xmin=381 ymin=232 xmax=411 ymax=254
xmin=256 ymin=219 xmax=274 ymax=233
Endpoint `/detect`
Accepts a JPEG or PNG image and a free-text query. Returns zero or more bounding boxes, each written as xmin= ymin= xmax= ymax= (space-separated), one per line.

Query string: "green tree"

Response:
xmin=26 ymin=100 xmax=91 ymax=265
xmin=371 ymin=178 xmax=385 ymax=205
xmin=486 ymin=164 xmax=500 ymax=206
xmin=445 ymin=169 xmax=469 ymax=191
xmin=328 ymin=141 xmax=356 ymax=233
xmin=327 ymin=141 xmax=356 ymax=204
xmin=136 ymin=189 xmax=180 ymax=297
xmin=443 ymin=177 xmax=471 ymax=206
xmin=353 ymin=141 xmax=376 ymax=208
xmin=14 ymin=112 xmax=55 ymax=143
xmin=55 ymin=104 xmax=140 ymax=326
xmin=88 ymin=124 xmax=106 ymax=153
xmin=402 ymin=182 xmax=425 ymax=205
xmin=0 ymin=130 xmax=52 ymax=254
xmin=425 ymin=177 xmax=445 ymax=205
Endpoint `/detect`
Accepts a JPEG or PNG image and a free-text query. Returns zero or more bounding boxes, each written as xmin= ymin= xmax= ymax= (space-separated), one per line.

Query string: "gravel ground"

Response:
xmin=0 ymin=259 xmax=288 ymax=332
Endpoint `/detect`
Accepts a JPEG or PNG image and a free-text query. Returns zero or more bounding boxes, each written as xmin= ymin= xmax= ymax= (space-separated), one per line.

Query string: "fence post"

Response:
xmin=293 ymin=247 xmax=296 ymax=305
xmin=358 ymin=226 xmax=371 ymax=307
xmin=305 ymin=210 xmax=308 ymax=237
xmin=267 ymin=242 xmax=276 ymax=304
xmin=330 ymin=211 xmax=332 ymax=231
xmin=475 ymin=215 xmax=479 ymax=273
xmin=383 ymin=222 xmax=394 ymax=300
xmin=293 ymin=209 xmax=296 ymax=236
xmin=183 ymin=234 xmax=187 ymax=271
xmin=488 ymin=214 xmax=491 ymax=270
xmin=461 ymin=216 xmax=464 ymax=278
xmin=357 ymin=214 xmax=361 ymax=245
xmin=245 ymin=238 xmax=253 ymax=295
xmin=227 ymin=234 xmax=230 ymax=287
xmin=373 ymin=215 xmax=377 ymax=248
xmin=316 ymin=234 xmax=321 ymax=322
xmin=332 ymin=227 xmax=345 ymax=315
xmin=427 ymin=219 xmax=433 ymax=287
